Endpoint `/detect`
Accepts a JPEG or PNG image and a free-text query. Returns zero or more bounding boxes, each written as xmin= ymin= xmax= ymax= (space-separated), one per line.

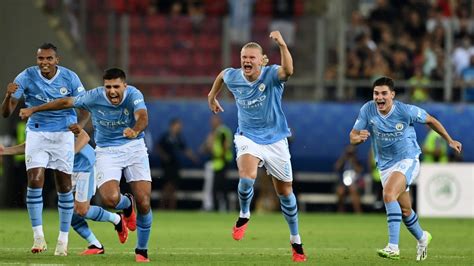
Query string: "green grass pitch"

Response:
xmin=0 ymin=210 xmax=472 ymax=265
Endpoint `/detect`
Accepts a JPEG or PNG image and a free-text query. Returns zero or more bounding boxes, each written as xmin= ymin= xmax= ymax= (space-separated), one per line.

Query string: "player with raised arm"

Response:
xmin=350 ymin=76 xmax=462 ymax=261
xmin=20 ymin=68 xmax=152 ymax=263
xmin=1 ymin=43 xmax=89 ymax=256
xmin=0 ymin=127 xmax=128 ymax=255
xmin=208 ymin=31 xmax=307 ymax=262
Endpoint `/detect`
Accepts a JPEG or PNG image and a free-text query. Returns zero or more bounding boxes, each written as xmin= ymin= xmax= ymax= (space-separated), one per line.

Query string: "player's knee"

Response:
xmin=135 ymin=195 xmax=151 ymax=214
xmin=238 ymin=169 xmax=257 ymax=179
xmin=382 ymin=189 xmax=397 ymax=202
xmin=74 ymin=205 xmax=89 ymax=217
xmin=101 ymin=194 xmax=120 ymax=208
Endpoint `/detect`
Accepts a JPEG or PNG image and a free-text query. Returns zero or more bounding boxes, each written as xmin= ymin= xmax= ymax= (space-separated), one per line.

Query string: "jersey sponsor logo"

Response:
xmin=60 ymin=87 xmax=68 ymax=95
xmin=258 ymin=83 xmax=266 ymax=92
xmin=35 ymin=94 xmax=56 ymax=103
xmin=395 ymin=123 xmax=404 ymax=131
xmin=134 ymin=98 xmax=144 ymax=105
xmin=236 ymin=95 xmax=266 ymax=109
xmin=99 ymin=119 xmax=128 ymax=128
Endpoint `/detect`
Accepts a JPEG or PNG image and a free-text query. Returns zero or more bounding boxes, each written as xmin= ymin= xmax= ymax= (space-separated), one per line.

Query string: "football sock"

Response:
xmin=136 ymin=210 xmax=152 ymax=250
xmin=71 ymin=213 xmax=92 ymax=239
xmin=238 ymin=178 xmax=255 ymax=215
xmin=385 ymin=201 xmax=402 ymax=246
xmin=236 ymin=217 xmax=249 ymax=227
xmin=85 ymin=205 xmax=121 ymax=224
xmin=58 ymin=191 xmax=74 ymax=233
xmin=290 ymin=234 xmax=302 ymax=245
xmin=26 ymin=187 xmax=43 ymax=235
xmin=58 ymin=231 xmax=69 ymax=244
xmin=279 ymin=193 xmax=299 ymax=236
xmin=114 ymin=194 xmax=131 ymax=211
xmin=403 ymin=209 xmax=423 ymax=240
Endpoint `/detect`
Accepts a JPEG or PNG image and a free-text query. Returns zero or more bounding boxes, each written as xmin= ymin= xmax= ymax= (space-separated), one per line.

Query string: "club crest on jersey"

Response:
xmin=258 ymin=83 xmax=266 ymax=92
xmin=124 ymin=109 xmax=129 ymax=116
xmin=395 ymin=123 xmax=404 ymax=131
xmin=59 ymin=87 xmax=68 ymax=95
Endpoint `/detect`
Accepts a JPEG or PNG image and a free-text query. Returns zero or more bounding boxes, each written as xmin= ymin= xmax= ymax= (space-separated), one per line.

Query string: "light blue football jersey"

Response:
xmin=12 ymin=66 xmax=85 ymax=132
xmin=73 ymin=86 xmax=147 ymax=147
xmin=223 ymin=65 xmax=291 ymax=144
xmin=73 ymin=143 xmax=95 ymax=173
xmin=353 ymin=100 xmax=428 ymax=170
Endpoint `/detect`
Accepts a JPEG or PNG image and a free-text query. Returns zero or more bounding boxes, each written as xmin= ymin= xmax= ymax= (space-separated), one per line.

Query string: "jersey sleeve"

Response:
xmin=12 ymin=70 xmax=28 ymax=100
xmin=353 ymin=102 xmax=370 ymax=130
xmin=130 ymin=89 xmax=147 ymax=111
xmin=406 ymin=103 xmax=428 ymax=124
xmin=222 ymin=68 xmax=233 ymax=83
xmin=69 ymin=71 xmax=85 ymax=97
xmin=73 ymin=89 xmax=95 ymax=111
xmin=270 ymin=65 xmax=282 ymax=83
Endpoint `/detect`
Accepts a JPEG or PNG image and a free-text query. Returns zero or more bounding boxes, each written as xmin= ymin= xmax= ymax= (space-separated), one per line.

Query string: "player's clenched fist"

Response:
xmin=123 ymin=127 xmax=138 ymax=138
xmin=5 ymin=83 xmax=18 ymax=97
xmin=358 ymin=130 xmax=370 ymax=142
xmin=269 ymin=31 xmax=287 ymax=47
xmin=19 ymin=108 xmax=33 ymax=120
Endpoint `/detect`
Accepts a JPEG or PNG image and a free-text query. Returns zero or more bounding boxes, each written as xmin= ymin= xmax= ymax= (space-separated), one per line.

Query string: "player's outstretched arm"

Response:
xmin=208 ymin=70 xmax=225 ymax=114
xmin=0 ymin=142 xmax=26 ymax=156
xmin=425 ymin=114 xmax=462 ymax=154
xmin=123 ymin=109 xmax=148 ymax=139
xmin=270 ymin=31 xmax=294 ymax=81
xmin=350 ymin=129 xmax=370 ymax=145
xmin=19 ymin=97 xmax=74 ymax=119
xmin=2 ymin=83 xmax=20 ymax=118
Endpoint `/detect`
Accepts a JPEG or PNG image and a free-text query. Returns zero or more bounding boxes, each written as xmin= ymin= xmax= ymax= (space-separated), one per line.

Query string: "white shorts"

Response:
xmin=72 ymin=170 xmax=96 ymax=202
xmin=234 ymin=135 xmax=293 ymax=182
xmin=95 ymin=138 xmax=152 ymax=188
xmin=380 ymin=158 xmax=420 ymax=192
xmin=25 ymin=129 xmax=74 ymax=174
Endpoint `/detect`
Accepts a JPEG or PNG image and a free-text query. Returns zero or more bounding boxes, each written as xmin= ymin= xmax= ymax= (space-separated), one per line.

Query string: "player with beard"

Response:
xmin=19 ymin=68 xmax=152 ymax=263
xmin=350 ymin=76 xmax=462 ymax=261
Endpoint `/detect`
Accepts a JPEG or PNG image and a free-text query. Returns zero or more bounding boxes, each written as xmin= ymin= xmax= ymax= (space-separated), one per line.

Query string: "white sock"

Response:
xmin=239 ymin=211 xmax=250 ymax=219
xmin=32 ymin=225 xmax=44 ymax=238
xmin=388 ymin=243 xmax=399 ymax=251
xmin=418 ymin=231 xmax=427 ymax=244
xmin=58 ymin=231 xmax=69 ymax=244
xmin=112 ymin=213 xmax=121 ymax=225
xmin=290 ymin=234 xmax=301 ymax=244
xmin=89 ymin=240 xmax=102 ymax=248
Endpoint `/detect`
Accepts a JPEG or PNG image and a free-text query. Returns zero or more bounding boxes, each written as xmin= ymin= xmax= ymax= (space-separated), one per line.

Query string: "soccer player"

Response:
xmin=1 ymin=43 xmax=89 ymax=255
xmin=350 ymin=76 xmax=462 ymax=261
xmin=207 ymin=31 xmax=307 ymax=262
xmin=0 ymin=127 xmax=128 ymax=255
xmin=20 ymin=68 xmax=152 ymax=263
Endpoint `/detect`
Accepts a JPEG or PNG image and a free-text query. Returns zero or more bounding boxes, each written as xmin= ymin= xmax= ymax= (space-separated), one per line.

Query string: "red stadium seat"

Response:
xmin=145 ymin=15 xmax=168 ymax=33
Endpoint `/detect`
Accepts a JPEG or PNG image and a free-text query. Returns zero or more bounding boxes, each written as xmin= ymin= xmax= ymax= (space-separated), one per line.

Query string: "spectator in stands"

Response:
xmin=334 ymin=145 xmax=363 ymax=213
xmin=228 ymin=0 xmax=255 ymax=45
xmin=346 ymin=10 xmax=371 ymax=51
xmin=408 ymin=66 xmax=431 ymax=103
xmin=452 ymin=36 xmax=474 ymax=76
xmin=156 ymin=118 xmax=199 ymax=209
xmin=270 ymin=0 xmax=295 ymax=48
xmin=460 ymin=54 xmax=474 ymax=102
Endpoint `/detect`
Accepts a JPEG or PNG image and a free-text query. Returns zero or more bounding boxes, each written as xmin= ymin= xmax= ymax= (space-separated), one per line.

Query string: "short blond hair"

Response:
xmin=241 ymin=42 xmax=269 ymax=66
